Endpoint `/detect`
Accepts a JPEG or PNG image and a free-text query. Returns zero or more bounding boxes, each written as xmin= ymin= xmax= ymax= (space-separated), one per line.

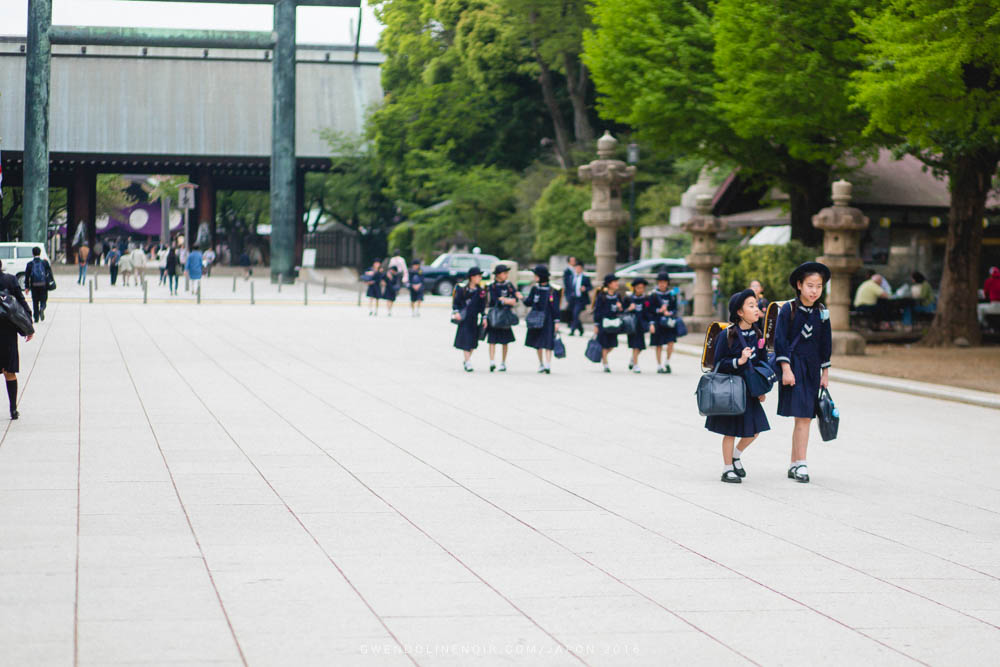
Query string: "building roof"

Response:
xmin=849 ymin=150 xmax=1000 ymax=209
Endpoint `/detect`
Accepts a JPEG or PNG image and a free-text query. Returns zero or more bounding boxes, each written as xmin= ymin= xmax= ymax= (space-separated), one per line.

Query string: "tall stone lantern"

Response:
xmin=579 ymin=132 xmax=636 ymax=281
xmin=683 ymin=194 xmax=726 ymax=332
xmin=813 ymin=180 xmax=869 ymax=355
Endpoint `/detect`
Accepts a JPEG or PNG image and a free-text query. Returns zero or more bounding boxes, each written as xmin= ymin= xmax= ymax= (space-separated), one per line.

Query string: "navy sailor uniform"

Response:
xmin=775 ymin=300 xmax=832 ymax=419
xmin=649 ymin=289 xmax=679 ymax=345
xmin=452 ymin=283 xmax=487 ymax=351
xmin=363 ymin=267 xmax=384 ymax=299
xmin=524 ymin=284 xmax=560 ymax=350
xmin=625 ymin=293 xmax=653 ymax=350
xmin=593 ymin=290 xmax=623 ymax=349
xmin=704 ymin=327 xmax=771 ymax=437
xmin=382 ymin=270 xmax=400 ymax=302
xmin=409 ymin=272 xmax=424 ymax=301
xmin=486 ymin=281 xmax=518 ymax=345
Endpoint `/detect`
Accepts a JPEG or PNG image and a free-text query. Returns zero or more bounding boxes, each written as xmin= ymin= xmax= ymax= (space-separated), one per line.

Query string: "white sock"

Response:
xmin=733 ymin=447 xmax=742 ymax=460
xmin=723 ymin=464 xmax=735 ymax=475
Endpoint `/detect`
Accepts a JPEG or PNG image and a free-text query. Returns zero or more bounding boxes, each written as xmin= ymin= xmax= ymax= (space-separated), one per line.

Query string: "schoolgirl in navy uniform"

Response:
xmin=363 ymin=259 xmax=384 ymax=316
xmin=706 ymin=289 xmax=770 ymax=483
xmin=625 ymin=278 xmax=655 ymax=373
xmin=382 ymin=266 xmax=400 ymax=316
xmin=487 ymin=264 xmax=522 ymax=372
xmin=408 ymin=260 xmax=424 ymax=317
xmin=593 ymin=274 xmax=623 ymax=373
xmin=649 ymin=272 xmax=678 ymax=374
xmin=774 ymin=262 xmax=832 ymax=483
xmin=452 ymin=266 xmax=488 ymax=372
xmin=523 ymin=265 xmax=561 ymax=374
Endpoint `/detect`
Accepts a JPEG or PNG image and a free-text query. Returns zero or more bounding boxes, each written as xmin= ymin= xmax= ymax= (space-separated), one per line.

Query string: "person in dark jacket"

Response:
xmin=165 ymin=245 xmax=181 ymax=295
xmin=566 ymin=262 xmax=592 ymax=336
xmin=452 ymin=267 xmax=487 ymax=372
xmin=0 ymin=263 xmax=34 ymax=419
xmin=409 ymin=260 xmax=424 ymax=317
xmin=26 ymin=247 xmax=53 ymax=323
xmin=382 ymin=266 xmax=400 ymax=317
xmin=486 ymin=264 xmax=521 ymax=372
xmin=523 ymin=265 xmax=561 ymax=374
xmin=593 ymin=274 xmax=623 ymax=373
xmin=706 ymin=289 xmax=770 ymax=484
xmin=363 ymin=259 xmax=385 ymax=316
xmin=624 ymin=278 xmax=655 ymax=373
xmin=649 ymin=272 xmax=678 ymax=374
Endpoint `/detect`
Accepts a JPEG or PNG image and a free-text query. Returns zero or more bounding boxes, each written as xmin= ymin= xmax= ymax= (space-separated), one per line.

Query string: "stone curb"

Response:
xmin=673 ymin=343 xmax=1000 ymax=411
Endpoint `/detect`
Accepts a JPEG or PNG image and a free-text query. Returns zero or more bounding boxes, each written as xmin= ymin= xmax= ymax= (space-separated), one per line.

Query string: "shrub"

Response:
xmin=717 ymin=240 xmax=819 ymax=303
xmin=530 ymin=175 xmax=594 ymax=262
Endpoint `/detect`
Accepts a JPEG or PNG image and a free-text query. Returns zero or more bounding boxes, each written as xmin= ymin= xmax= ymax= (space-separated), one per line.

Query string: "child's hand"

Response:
xmin=758 ymin=394 xmax=766 ymax=403
xmin=820 ymin=368 xmax=829 ymax=389
xmin=782 ymin=368 xmax=796 ymax=386
xmin=649 ymin=324 xmax=656 ymax=334
xmin=739 ymin=347 xmax=753 ymax=365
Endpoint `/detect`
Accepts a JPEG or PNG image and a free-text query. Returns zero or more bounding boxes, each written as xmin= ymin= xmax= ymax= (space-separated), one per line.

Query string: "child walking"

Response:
xmin=382 ymin=266 xmax=400 ymax=317
xmin=625 ymin=278 xmax=655 ymax=373
xmin=452 ymin=266 xmax=487 ymax=372
xmin=706 ymin=289 xmax=771 ymax=484
xmin=650 ymin=272 xmax=678 ymax=374
xmin=363 ymin=259 xmax=384 ymax=316
xmin=409 ymin=260 xmax=424 ymax=317
xmin=775 ymin=262 xmax=832 ymax=483
xmin=593 ymin=274 xmax=623 ymax=373
xmin=523 ymin=265 xmax=561 ymax=374
xmin=486 ymin=264 xmax=521 ymax=372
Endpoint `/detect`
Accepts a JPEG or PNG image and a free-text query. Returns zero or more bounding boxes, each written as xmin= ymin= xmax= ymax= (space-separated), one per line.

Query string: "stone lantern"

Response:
xmin=578 ymin=131 xmax=636 ymax=282
xmin=683 ymin=194 xmax=726 ymax=332
xmin=813 ymin=179 xmax=869 ymax=355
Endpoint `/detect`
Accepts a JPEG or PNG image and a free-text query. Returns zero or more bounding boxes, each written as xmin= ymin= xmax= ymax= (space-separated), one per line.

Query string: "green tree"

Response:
xmin=853 ymin=0 xmax=1000 ymax=346
xmin=530 ymin=175 xmax=593 ymax=261
xmin=718 ymin=241 xmax=819 ymax=303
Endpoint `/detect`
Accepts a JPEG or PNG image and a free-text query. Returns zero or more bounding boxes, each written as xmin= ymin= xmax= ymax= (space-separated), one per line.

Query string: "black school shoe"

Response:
xmin=721 ymin=470 xmax=741 ymax=484
xmin=733 ymin=457 xmax=746 ymax=478
xmin=10 ymin=410 xmax=18 ymax=420
xmin=788 ymin=465 xmax=810 ymax=483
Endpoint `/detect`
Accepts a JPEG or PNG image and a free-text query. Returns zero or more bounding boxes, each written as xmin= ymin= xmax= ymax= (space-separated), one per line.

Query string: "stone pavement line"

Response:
xmin=146 ymin=313 xmax=594 ymax=667
xmin=103 ymin=308 xmax=250 ymax=667
xmin=208 ymin=310 xmax=1000 ymax=663
xmin=192 ymin=312 xmax=922 ymax=666
xmin=0 ymin=301 xmax=61 ymax=449
xmin=124 ymin=315 xmax=421 ymax=667
xmin=219 ymin=322 xmax=930 ymax=666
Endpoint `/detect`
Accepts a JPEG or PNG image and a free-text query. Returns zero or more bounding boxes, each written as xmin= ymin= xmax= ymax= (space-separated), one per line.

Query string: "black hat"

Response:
xmin=728 ymin=288 xmax=758 ymax=324
xmin=631 ymin=277 xmax=648 ymax=287
xmin=494 ymin=263 xmax=510 ymax=276
xmin=656 ymin=271 xmax=671 ymax=283
xmin=603 ymin=273 xmax=619 ymax=286
xmin=533 ymin=265 xmax=550 ymax=280
xmin=468 ymin=266 xmax=483 ymax=278
xmin=788 ymin=261 xmax=831 ymax=289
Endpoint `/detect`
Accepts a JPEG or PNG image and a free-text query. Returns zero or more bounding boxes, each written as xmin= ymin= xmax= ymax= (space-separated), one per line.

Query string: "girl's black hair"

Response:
xmin=727 ymin=297 xmax=763 ymax=344
xmin=792 ymin=271 xmax=826 ymax=317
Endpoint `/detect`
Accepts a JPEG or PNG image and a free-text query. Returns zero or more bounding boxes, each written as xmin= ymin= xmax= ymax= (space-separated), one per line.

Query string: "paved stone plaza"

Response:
xmin=1 ymin=278 xmax=998 ymax=666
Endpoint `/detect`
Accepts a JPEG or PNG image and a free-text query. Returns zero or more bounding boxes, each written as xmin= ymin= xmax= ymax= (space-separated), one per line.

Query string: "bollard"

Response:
xmin=323 ymin=275 xmax=327 ymax=294
xmin=233 ymin=275 xmax=237 ymax=293
xmin=357 ymin=286 xmax=362 ymax=307
xmin=250 ymin=281 xmax=255 ymax=305
xmin=197 ymin=281 xmax=202 ymax=305
xmin=93 ymin=276 xmax=98 ymax=292
xmin=185 ymin=275 xmax=190 ymax=292
xmin=143 ymin=281 xmax=148 ymax=304
xmin=277 ymin=278 xmax=282 ymax=293
xmin=304 ymin=282 xmax=308 ymax=306
xmin=89 ymin=281 xmax=93 ymax=303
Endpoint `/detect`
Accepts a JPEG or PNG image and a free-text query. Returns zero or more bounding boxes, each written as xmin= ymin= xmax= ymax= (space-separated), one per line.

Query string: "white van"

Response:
xmin=0 ymin=243 xmax=52 ymax=289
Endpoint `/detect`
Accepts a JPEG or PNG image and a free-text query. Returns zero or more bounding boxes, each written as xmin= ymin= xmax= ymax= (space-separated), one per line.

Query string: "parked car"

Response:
xmin=616 ymin=257 xmax=694 ymax=283
xmin=0 ymin=242 xmax=52 ymax=290
xmin=421 ymin=252 xmax=501 ymax=296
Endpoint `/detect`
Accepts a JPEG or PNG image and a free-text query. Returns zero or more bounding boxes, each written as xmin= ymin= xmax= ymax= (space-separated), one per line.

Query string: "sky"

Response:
xmin=0 ymin=0 xmax=384 ymax=46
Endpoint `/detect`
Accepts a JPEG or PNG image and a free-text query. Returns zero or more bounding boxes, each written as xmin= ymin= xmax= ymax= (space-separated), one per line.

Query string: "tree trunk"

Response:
xmin=921 ymin=152 xmax=997 ymax=347
xmin=563 ymin=52 xmax=594 ymax=145
xmin=530 ymin=33 xmax=572 ymax=169
xmin=784 ymin=160 xmax=830 ymax=247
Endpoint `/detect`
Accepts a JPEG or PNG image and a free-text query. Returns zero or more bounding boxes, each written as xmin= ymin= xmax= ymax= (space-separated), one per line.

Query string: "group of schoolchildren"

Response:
xmin=363 ymin=256 xmax=425 ymax=318
xmin=592 ymin=272 xmax=680 ymax=374
xmin=705 ymin=261 xmax=833 ymax=486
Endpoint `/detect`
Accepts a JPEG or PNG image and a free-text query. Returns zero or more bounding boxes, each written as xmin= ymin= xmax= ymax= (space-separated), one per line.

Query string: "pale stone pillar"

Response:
xmin=683 ymin=194 xmax=726 ymax=333
xmin=812 ymin=180 xmax=869 ymax=355
xmin=579 ymin=132 xmax=636 ymax=281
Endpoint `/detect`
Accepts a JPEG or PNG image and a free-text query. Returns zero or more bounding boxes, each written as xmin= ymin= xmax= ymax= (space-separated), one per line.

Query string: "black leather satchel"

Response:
xmin=621 ymin=313 xmax=639 ymax=335
xmin=695 ymin=362 xmax=747 ymax=416
xmin=525 ymin=310 xmax=546 ymax=329
xmin=0 ymin=291 xmax=34 ymax=336
xmin=816 ymin=388 xmax=840 ymax=441
xmin=488 ymin=307 xmax=518 ymax=329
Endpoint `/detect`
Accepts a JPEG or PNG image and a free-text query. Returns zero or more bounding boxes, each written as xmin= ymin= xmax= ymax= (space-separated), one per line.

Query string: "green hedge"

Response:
xmin=717 ymin=241 xmax=819 ymax=303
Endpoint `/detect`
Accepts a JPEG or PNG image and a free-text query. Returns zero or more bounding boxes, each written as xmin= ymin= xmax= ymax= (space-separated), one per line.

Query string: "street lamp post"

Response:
xmin=626 ymin=143 xmax=639 ymax=262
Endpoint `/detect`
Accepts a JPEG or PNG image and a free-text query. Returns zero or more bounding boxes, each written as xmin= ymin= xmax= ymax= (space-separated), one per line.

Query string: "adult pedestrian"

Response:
xmin=202 ymin=246 xmax=216 ymax=278
xmin=984 ymin=267 xmax=1000 ymax=302
xmin=562 ymin=257 xmax=576 ymax=293
xmin=26 ymin=247 xmax=53 ymax=323
xmin=567 ymin=262 xmax=592 ymax=336
xmin=129 ymin=245 xmax=147 ymax=285
xmin=157 ymin=245 xmax=168 ymax=285
xmin=77 ymin=244 xmax=90 ymax=285
xmin=106 ymin=245 xmax=121 ymax=286
xmin=239 ymin=250 xmax=252 ymax=279
xmin=0 ymin=261 xmax=33 ymax=420
xmin=749 ymin=279 xmax=769 ymax=316
xmin=185 ymin=245 xmax=204 ymax=292
xmin=166 ymin=245 xmax=180 ymax=295
xmin=118 ymin=249 xmax=134 ymax=287
xmin=387 ymin=249 xmax=408 ymax=286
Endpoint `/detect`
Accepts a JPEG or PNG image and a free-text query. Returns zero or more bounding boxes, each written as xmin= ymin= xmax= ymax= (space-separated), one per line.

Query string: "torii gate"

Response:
xmin=22 ymin=0 xmax=361 ymax=283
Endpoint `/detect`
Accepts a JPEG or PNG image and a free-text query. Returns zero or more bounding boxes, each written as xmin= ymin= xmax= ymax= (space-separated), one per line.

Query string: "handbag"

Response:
xmin=0 ymin=291 xmax=34 ymax=336
xmin=620 ymin=312 xmax=639 ymax=335
xmin=525 ymin=310 xmax=546 ymax=329
xmin=675 ymin=317 xmax=688 ymax=337
xmin=584 ymin=337 xmax=603 ymax=363
xmin=735 ymin=329 xmax=776 ymax=396
xmin=553 ymin=336 xmax=566 ymax=359
xmin=47 ymin=276 xmax=57 ymax=291
xmin=658 ymin=315 xmax=677 ymax=329
xmin=487 ymin=307 xmax=518 ymax=329
xmin=816 ymin=387 xmax=840 ymax=441
xmin=454 ymin=305 xmax=469 ymax=324
xmin=601 ymin=317 xmax=623 ymax=334
xmin=695 ymin=362 xmax=747 ymax=416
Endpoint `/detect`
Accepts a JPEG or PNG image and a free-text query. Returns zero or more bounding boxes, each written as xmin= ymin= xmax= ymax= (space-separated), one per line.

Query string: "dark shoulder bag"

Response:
xmin=695 ymin=360 xmax=747 ymax=417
